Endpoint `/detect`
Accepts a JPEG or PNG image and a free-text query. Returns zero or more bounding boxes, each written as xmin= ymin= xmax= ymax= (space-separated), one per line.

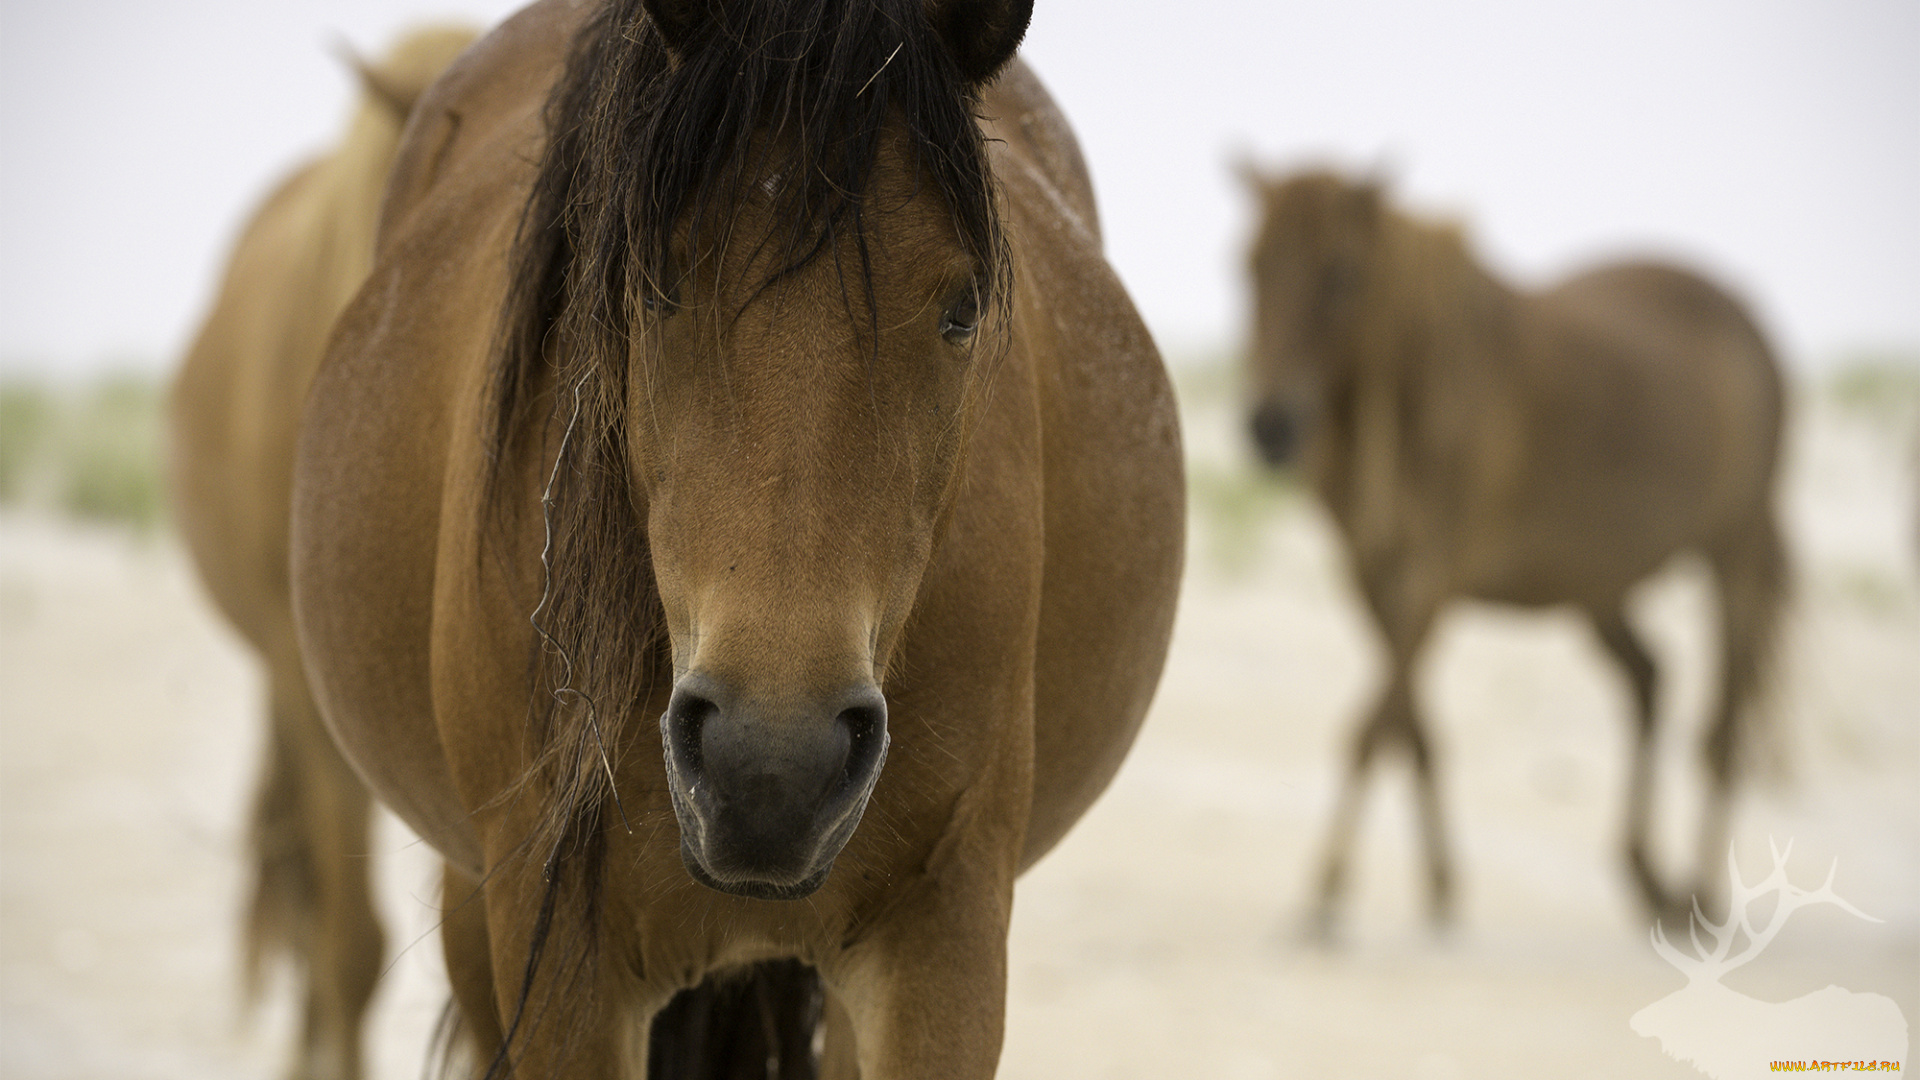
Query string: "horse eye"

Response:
xmin=939 ymin=289 xmax=980 ymax=346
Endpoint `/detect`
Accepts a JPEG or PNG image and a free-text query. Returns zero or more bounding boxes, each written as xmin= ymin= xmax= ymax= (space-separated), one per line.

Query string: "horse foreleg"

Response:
xmin=828 ymin=852 xmax=1014 ymax=1079
xmin=467 ymin=830 xmax=635 ymax=1079
xmin=1308 ymin=688 xmax=1390 ymax=937
xmin=441 ymin=863 xmax=504 ymax=1076
xmin=817 ymin=986 xmax=862 ymax=1080
xmin=1312 ymin=566 xmax=1444 ymax=936
xmin=1310 ymin=659 xmax=1446 ymax=936
xmin=1587 ymin=605 xmax=1676 ymax=922
xmin=1400 ymin=692 xmax=1453 ymax=929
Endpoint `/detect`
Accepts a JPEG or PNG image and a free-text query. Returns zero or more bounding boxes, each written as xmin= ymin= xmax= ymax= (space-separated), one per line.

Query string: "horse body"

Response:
xmin=292 ymin=1 xmax=1181 ymax=1074
xmin=1239 ymin=168 xmax=1785 ymax=930
xmin=1419 ymin=262 xmax=1781 ymax=610
xmin=1499 ymin=266 xmax=1778 ymax=594
xmin=168 ymin=26 xmax=478 ymax=1080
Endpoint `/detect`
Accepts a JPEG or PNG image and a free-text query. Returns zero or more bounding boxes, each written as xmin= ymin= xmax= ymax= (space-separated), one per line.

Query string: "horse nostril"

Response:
xmin=835 ymin=690 xmax=888 ymax=784
xmin=664 ymin=684 xmax=720 ymax=776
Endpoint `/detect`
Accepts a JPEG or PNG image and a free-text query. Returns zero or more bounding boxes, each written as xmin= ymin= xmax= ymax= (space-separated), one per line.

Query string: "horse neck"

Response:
xmin=1322 ymin=217 xmax=1523 ymax=553
xmin=1351 ymin=217 xmax=1518 ymax=383
xmin=290 ymin=102 xmax=403 ymax=275
xmin=266 ymin=101 xmax=411 ymax=402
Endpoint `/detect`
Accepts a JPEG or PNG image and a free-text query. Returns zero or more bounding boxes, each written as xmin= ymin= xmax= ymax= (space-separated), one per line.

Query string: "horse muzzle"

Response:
xmin=1249 ymin=399 xmax=1305 ymax=467
xmin=660 ymin=672 xmax=889 ymax=900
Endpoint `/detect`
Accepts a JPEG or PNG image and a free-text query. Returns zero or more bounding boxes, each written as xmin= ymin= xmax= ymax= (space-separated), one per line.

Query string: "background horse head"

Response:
xmin=1235 ymin=166 xmax=1390 ymax=472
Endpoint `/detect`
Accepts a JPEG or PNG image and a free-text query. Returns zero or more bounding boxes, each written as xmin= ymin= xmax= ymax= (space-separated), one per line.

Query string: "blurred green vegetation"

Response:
xmin=1167 ymin=346 xmax=1243 ymax=410
xmin=0 ymin=373 xmax=167 ymax=532
xmin=0 ymin=383 xmax=54 ymax=502
xmin=1166 ymin=349 xmax=1309 ymax=575
xmin=1824 ymin=351 xmax=1920 ymax=429
xmin=1188 ymin=461 xmax=1303 ymax=576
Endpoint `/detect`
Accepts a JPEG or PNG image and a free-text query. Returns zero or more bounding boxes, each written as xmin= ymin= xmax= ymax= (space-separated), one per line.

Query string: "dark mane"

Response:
xmin=473 ymin=2 xmax=1015 ymax=1061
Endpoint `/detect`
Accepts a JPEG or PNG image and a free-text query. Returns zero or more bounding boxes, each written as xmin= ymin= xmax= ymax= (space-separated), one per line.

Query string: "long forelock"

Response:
xmin=599 ymin=0 xmax=999 ymax=333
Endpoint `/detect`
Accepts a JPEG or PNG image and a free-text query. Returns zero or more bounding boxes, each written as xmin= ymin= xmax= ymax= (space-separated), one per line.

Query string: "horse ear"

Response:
xmin=331 ymin=36 xmax=415 ymax=121
xmin=644 ymin=0 xmax=709 ymax=56
xmin=927 ymin=0 xmax=1034 ymax=85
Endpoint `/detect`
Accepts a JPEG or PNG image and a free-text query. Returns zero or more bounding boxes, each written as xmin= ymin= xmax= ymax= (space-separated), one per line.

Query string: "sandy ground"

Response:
xmin=2 ymin=386 xmax=1915 ymax=1079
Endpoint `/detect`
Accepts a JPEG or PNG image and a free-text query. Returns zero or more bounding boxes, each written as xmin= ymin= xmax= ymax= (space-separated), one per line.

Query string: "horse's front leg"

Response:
xmin=439 ymin=863 xmax=507 ymax=1074
xmin=828 ymin=838 xmax=1017 ymax=1079
xmin=1310 ymin=552 xmax=1447 ymax=936
xmin=468 ymin=833 xmax=646 ymax=1079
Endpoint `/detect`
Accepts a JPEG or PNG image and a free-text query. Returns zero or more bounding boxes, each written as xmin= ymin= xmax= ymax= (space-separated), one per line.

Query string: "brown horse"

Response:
xmin=289 ymin=0 xmax=1183 ymax=1075
xmin=1236 ymin=166 xmax=1787 ymax=933
xmin=169 ymin=25 xmax=478 ymax=1080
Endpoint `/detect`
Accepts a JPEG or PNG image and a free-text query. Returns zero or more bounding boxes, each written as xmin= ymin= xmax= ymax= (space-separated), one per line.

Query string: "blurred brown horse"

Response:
xmin=289 ymin=0 xmax=1183 ymax=1075
xmin=169 ymin=25 xmax=477 ymax=1080
xmin=1237 ymin=166 xmax=1787 ymax=932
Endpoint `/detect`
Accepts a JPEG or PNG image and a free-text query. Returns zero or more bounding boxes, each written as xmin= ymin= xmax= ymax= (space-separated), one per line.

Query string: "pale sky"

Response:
xmin=2 ymin=0 xmax=1915 ymax=375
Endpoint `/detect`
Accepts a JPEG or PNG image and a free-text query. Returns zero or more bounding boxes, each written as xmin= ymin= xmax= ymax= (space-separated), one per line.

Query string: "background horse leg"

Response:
xmin=1308 ymin=680 xmax=1391 ymax=937
xmin=245 ymin=661 xmax=385 ymax=1080
xmin=1402 ymin=673 xmax=1453 ymax=929
xmin=1310 ymin=580 xmax=1445 ymax=934
xmin=1694 ymin=517 xmax=1789 ymax=920
xmin=1586 ymin=604 xmax=1674 ymax=922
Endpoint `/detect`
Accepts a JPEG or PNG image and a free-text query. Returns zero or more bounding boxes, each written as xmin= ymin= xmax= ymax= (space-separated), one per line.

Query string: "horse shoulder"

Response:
xmin=291 ymin=70 xmax=554 ymax=877
xmin=987 ymin=88 xmax=1184 ymax=867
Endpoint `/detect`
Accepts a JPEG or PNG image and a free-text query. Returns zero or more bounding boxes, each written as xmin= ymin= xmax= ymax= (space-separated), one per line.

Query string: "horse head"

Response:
xmin=509 ymin=0 xmax=1031 ymax=901
xmin=1236 ymin=166 xmax=1385 ymax=470
xmin=641 ymin=140 xmax=1005 ymax=899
